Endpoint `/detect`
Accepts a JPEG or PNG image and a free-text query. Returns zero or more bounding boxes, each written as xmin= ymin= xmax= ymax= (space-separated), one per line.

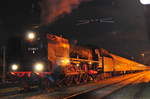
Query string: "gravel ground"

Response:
xmin=1 ymin=72 xmax=148 ymax=99
xmin=104 ymin=71 xmax=150 ymax=99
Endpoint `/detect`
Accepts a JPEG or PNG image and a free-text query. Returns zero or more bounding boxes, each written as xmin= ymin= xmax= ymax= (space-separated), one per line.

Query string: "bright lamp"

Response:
xmin=140 ymin=0 xmax=150 ymax=5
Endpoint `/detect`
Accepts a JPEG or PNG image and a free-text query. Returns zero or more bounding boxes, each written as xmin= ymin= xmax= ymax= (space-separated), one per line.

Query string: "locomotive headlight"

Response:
xmin=11 ymin=64 xmax=19 ymax=71
xmin=34 ymin=63 xmax=44 ymax=72
xmin=26 ymin=32 xmax=36 ymax=41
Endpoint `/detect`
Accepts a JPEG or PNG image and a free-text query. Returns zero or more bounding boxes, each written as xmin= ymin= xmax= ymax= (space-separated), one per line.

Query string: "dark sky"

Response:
xmin=0 ymin=0 xmax=39 ymax=44
xmin=47 ymin=0 xmax=150 ymax=64
xmin=49 ymin=0 xmax=150 ymax=61
xmin=0 ymin=0 xmax=150 ymax=64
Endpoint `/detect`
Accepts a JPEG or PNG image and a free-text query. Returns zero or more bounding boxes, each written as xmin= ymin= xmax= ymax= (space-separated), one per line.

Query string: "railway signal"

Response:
xmin=2 ymin=46 xmax=6 ymax=83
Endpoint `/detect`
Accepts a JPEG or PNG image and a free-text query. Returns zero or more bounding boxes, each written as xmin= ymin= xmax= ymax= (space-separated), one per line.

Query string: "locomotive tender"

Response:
xmin=8 ymin=32 xmax=148 ymax=88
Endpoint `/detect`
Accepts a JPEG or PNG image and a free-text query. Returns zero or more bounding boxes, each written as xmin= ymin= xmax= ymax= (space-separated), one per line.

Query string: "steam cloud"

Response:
xmin=39 ymin=0 xmax=92 ymax=25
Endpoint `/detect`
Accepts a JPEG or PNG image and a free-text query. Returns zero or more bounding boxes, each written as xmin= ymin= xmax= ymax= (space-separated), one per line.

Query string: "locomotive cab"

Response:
xmin=47 ymin=34 xmax=70 ymax=73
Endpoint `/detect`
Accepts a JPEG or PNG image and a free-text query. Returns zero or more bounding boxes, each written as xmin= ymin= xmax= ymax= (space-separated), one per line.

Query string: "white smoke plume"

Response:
xmin=39 ymin=0 xmax=92 ymax=25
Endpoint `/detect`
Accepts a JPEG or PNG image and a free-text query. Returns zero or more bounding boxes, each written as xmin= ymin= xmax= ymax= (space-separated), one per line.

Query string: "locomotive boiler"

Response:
xmin=7 ymin=32 xmax=149 ymax=89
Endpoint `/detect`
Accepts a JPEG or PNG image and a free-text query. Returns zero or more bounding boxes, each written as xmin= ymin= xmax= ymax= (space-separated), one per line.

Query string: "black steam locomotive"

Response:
xmin=7 ymin=31 xmax=148 ymax=90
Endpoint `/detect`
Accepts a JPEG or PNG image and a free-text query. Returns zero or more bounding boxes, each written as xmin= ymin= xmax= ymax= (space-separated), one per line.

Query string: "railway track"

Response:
xmin=65 ymin=71 xmax=148 ymax=99
xmin=0 ymin=71 xmax=148 ymax=99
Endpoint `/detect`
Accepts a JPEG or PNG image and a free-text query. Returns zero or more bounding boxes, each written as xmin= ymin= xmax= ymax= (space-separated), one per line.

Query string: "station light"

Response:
xmin=89 ymin=61 xmax=92 ymax=65
xmin=60 ymin=58 xmax=70 ymax=65
xmin=56 ymin=58 xmax=70 ymax=66
xmin=140 ymin=0 xmax=150 ymax=5
xmin=141 ymin=53 xmax=145 ymax=57
xmin=76 ymin=63 xmax=80 ymax=67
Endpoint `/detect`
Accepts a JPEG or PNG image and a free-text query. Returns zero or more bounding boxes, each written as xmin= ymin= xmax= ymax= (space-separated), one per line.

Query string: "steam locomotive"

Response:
xmin=7 ymin=31 xmax=149 ymax=89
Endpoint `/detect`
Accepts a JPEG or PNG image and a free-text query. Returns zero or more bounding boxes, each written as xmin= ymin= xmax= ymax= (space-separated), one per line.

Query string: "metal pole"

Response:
xmin=102 ymin=56 xmax=104 ymax=73
xmin=2 ymin=46 xmax=6 ymax=83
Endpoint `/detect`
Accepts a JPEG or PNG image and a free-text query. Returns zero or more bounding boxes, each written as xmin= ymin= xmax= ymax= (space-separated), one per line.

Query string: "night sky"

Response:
xmin=0 ymin=0 xmax=150 ymax=64
xmin=0 ymin=0 xmax=39 ymax=44
xmin=49 ymin=0 xmax=150 ymax=64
